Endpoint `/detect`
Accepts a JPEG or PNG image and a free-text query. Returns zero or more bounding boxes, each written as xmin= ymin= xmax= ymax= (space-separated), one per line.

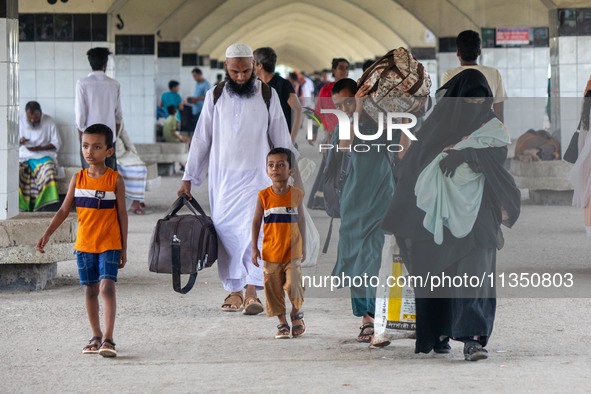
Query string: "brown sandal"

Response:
xmin=221 ymin=292 xmax=244 ymax=312
xmin=291 ymin=312 xmax=306 ymax=338
xmin=98 ymin=339 xmax=117 ymax=358
xmin=242 ymin=296 xmax=264 ymax=315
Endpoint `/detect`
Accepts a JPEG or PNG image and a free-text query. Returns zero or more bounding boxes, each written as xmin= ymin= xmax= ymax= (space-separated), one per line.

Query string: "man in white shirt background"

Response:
xmin=75 ymin=47 xmax=123 ymax=170
xmin=441 ymin=30 xmax=507 ymax=122
xmin=18 ymin=101 xmax=61 ymax=212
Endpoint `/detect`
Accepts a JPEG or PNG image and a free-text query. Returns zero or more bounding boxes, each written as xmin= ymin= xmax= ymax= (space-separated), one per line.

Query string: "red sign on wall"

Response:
xmin=496 ymin=28 xmax=530 ymax=46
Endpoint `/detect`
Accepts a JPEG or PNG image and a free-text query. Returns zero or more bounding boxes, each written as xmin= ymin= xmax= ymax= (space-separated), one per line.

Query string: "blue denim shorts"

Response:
xmin=75 ymin=250 xmax=120 ymax=285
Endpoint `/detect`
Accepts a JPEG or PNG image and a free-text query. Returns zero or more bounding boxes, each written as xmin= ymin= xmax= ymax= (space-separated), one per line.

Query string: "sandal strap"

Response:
xmin=276 ymin=324 xmax=290 ymax=333
xmin=102 ymin=338 xmax=116 ymax=347
xmin=89 ymin=336 xmax=102 ymax=343
xmin=290 ymin=311 xmax=304 ymax=321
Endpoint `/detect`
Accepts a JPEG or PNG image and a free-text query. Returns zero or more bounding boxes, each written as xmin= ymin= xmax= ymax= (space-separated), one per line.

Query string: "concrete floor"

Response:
xmin=1 ymin=137 xmax=590 ymax=393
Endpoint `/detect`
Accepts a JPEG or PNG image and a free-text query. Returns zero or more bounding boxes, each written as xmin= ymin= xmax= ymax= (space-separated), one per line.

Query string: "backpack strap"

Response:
xmin=213 ymin=80 xmax=226 ymax=106
xmin=260 ymin=81 xmax=271 ymax=111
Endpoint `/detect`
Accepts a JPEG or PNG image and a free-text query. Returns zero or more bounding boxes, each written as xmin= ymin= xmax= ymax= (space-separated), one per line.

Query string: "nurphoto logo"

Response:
xmin=305 ymin=109 xmax=418 ymax=153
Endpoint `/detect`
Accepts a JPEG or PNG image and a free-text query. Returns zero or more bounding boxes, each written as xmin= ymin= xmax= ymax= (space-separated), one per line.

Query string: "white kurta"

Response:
xmin=182 ymin=80 xmax=297 ymax=291
xmin=19 ymin=114 xmax=61 ymax=162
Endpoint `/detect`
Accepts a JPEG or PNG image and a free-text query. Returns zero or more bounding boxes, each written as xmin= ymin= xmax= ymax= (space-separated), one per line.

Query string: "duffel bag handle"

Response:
xmin=165 ymin=195 xmax=208 ymax=219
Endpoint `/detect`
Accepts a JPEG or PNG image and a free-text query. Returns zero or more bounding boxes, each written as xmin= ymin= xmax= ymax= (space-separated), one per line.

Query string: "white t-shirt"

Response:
xmin=19 ymin=114 xmax=61 ymax=161
xmin=442 ymin=65 xmax=507 ymax=104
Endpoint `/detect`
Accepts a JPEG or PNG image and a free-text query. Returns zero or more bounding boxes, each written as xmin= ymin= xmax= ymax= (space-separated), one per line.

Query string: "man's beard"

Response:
xmin=225 ymin=72 xmax=257 ymax=98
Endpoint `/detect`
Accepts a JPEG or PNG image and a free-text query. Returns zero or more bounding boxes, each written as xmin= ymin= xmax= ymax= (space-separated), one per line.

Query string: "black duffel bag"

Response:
xmin=149 ymin=195 xmax=217 ymax=294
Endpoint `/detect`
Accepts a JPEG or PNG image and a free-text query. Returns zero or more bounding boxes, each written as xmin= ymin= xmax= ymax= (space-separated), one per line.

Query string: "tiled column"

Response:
xmin=549 ymin=8 xmax=591 ymax=154
xmin=115 ymin=35 xmax=156 ymax=143
xmin=0 ymin=0 xmax=19 ymax=220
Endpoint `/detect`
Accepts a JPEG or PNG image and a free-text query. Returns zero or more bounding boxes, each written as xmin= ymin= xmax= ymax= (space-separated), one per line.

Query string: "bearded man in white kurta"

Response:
xmin=178 ymin=43 xmax=302 ymax=315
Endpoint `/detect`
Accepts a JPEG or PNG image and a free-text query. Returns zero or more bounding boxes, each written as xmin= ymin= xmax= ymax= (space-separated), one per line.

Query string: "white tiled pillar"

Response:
xmin=0 ymin=1 xmax=19 ymax=220
xmin=115 ymin=54 xmax=156 ymax=143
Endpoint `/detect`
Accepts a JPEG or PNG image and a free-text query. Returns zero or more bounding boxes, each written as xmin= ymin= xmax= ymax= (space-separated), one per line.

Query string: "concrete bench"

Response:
xmin=135 ymin=143 xmax=189 ymax=176
xmin=509 ymin=159 xmax=573 ymax=205
xmin=0 ymin=213 xmax=77 ymax=290
xmin=57 ymin=162 xmax=161 ymax=196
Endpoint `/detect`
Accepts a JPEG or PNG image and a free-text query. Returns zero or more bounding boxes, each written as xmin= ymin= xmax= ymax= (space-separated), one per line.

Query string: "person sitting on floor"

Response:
xmin=18 ymin=101 xmax=62 ymax=212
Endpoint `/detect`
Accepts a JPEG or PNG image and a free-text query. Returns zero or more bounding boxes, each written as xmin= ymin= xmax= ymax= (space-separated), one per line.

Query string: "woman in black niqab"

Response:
xmin=381 ymin=69 xmax=520 ymax=360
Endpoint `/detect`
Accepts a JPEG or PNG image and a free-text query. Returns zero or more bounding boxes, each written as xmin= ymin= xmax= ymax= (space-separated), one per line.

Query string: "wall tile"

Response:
xmin=0 ymin=19 xmax=6 ymax=62
xmin=130 ymin=75 xmax=144 ymax=96
xmin=55 ymin=70 xmax=75 ymax=98
xmin=120 ymin=96 xmax=131 ymax=118
xmin=19 ymin=70 xmax=36 ymax=98
xmin=0 ymin=63 xmax=7 ymax=106
xmin=0 ymin=107 xmax=7 ymax=151
xmin=39 ymin=100 xmax=56 ymax=119
xmin=35 ymin=42 xmax=55 ymax=70
xmin=130 ymin=95 xmax=143 ymax=115
xmin=0 ymin=150 xmax=8 ymax=194
xmin=577 ymin=64 xmax=591 ymax=91
xmin=520 ymin=47 xmax=534 ymax=68
xmin=54 ymin=42 xmax=74 ymax=70
xmin=559 ymin=65 xmax=578 ymax=94
xmin=534 ymin=67 xmax=549 ymax=90
xmin=118 ymin=75 xmax=131 ymax=98
xmin=114 ymin=55 xmax=130 ymax=76
xmin=506 ymin=68 xmax=521 ymax=90
xmin=18 ymin=42 xmax=36 ymax=70
xmin=507 ymin=48 xmax=521 ymax=69
xmin=534 ymin=48 xmax=550 ymax=67
xmin=53 ymin=97 xmax=75 ymax=125
xmin=6 ymin=148 xmax=18 ymax=193
xmin=576 ymin=36 xmax=591 ymax=64
xmin=558 ymin=36 xmax=577 ymax=65
xmin=521 ymin=68 xmax=535 ymax=89
xmin=36 ymin=70 xmax=56 ymax=98
xmin=129 ymin=55 xmax=144 ymax=74
xmin=73 ymin=42 xmax=92 ymax=70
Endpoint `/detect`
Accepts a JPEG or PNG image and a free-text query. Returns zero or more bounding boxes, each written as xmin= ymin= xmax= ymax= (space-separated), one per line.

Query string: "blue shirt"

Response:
xmin=161 ymin=91 xmax=182 ymax=121
xmin=192 ymin=80 xmax=211 ymax=115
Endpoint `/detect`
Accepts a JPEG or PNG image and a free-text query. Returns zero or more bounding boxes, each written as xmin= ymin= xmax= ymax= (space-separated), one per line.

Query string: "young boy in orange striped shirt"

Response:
xmin=252 ymin=148 xmax=306 ymax=339
xmin=36 ymin=124 xmax=128 ymax=357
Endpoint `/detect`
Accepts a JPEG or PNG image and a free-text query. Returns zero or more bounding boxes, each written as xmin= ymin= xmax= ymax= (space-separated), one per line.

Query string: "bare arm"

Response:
xmin=36 ymin=175 xmax=76 ymax=252
xmin=251 ymin=198 xmax=264 ymax=267
xmin=115 ymin=175 xmax=128 ymax=268
xmin=287 ymin=93 xmax=303 ymax=142
xmin=297 ymin=199 xmax=306 ymax=261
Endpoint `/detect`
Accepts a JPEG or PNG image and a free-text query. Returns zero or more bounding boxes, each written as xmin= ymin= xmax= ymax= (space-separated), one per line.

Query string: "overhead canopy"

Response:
xmin=18 ymin=0 xmax=590 ymax=70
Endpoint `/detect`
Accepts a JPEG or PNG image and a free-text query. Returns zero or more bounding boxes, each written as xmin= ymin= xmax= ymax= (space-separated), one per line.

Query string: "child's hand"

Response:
xmin=252 ymin=248 xmax=261 ymax=267
xmin=301 ymin=248 xmax=306 ymax=263
xmin=36 ymin=235 xmax=49 ymax=253
xmin=119 ymin=250 xmax=127 ymax=268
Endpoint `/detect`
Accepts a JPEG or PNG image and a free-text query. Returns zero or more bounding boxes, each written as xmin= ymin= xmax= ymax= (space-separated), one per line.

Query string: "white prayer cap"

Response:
xmin=225 ymin=43 xmax=253 ymax=58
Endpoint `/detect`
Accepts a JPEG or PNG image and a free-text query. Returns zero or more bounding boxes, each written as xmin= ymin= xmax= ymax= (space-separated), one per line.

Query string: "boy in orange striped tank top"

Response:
xmin=36 ymin=124 xmax=128 ymax=358
xmin=252 ymin=148 xmax=306 ymax=339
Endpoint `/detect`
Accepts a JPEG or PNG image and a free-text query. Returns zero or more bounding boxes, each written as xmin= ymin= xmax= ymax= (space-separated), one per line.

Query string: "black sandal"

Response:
xmin=290 ymin=312 xmax=306 ymax=338
xmin=357 ymin=322 xmax=374 ymax=343
xmin=82 ymin=336 xmax=102 ymax=354
xmin=275 ymin=324 xmax=291 ymax=339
